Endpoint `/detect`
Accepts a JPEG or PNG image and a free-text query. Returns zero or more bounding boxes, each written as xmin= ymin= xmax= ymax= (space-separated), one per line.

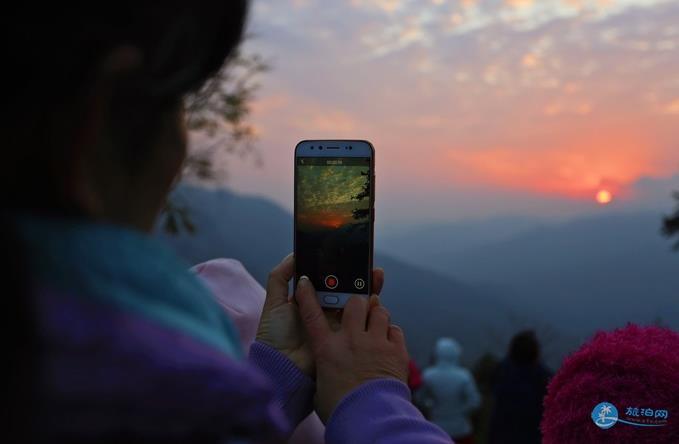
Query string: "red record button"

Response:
xmin=324 ymin=275 xmax=339 ymax=289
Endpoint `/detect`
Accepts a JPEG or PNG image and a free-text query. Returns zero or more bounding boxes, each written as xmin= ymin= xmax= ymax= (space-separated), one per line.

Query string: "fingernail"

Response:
xmin=298 ymin=275 xmax=310 ymax=287
xmin=295 ymin=276 xmax=310 ymax=301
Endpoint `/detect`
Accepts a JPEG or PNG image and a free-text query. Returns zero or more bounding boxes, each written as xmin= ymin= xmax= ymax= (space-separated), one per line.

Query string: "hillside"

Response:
xmin=380 ymin=211 xmax=679 ymax=333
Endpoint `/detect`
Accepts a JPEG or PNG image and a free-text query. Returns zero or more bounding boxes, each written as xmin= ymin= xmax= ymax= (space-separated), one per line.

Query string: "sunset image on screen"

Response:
xmin=296 ymin=163 xmax=370 ymax=232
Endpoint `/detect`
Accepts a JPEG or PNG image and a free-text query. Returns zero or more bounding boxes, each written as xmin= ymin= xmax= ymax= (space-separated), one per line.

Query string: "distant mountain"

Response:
xmin=156 ymin=185 xmax=517 ymax=365
xmin=380 ymin=210 xmax=679 ymax=334
xmin=377 ymin=216 xmax=540 ymax=264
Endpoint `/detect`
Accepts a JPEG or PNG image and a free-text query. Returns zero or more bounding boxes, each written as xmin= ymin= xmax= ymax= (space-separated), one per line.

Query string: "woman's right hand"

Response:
xmin=294 ymin=276 xmax=409 ymax=422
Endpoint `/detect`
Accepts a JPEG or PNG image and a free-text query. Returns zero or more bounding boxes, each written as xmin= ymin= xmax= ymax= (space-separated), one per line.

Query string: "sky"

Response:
xmin=211 ymin=0 xmax=679 ymax=228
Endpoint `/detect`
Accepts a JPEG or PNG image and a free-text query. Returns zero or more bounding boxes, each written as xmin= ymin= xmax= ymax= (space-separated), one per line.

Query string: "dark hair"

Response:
xmin=3 ymin=1 xmax=248 ymax=209
xmin=508 ymin=330 xmax=540 ymax=365
xmin=6 ymin=2 xmax=248 ymax=106
xmin=2 ymin=214 xmax=37 ymax=440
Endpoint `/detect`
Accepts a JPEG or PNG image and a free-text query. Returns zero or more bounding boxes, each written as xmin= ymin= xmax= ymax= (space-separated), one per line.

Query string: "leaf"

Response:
xmin=164 ymin=213 xmax=179 ymax=235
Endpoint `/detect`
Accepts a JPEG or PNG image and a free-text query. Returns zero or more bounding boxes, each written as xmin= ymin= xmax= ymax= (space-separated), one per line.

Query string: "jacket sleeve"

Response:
xmin=325 ymin=379 xmax=453 ymax=444
xmin=249 ymin=341 xmax=316 ymax=428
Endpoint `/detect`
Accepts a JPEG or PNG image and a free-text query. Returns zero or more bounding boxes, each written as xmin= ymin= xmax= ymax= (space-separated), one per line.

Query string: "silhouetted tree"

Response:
xmin=162 ymin=200 xmax=196 ymax=235
xmin=183 ymin=50 xmax=268 ymax=183
xmin=351 ymin=170 xmax=371 ymax=221
xmin=163 ymin=49 xmax=268 ymax=234
xmin=663 ymin=191 xmax=679 ymax=250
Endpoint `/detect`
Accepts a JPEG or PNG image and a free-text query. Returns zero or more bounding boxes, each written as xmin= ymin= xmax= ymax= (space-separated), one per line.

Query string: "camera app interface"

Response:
xmin=296 ymin=157 xmax=372 ymax=294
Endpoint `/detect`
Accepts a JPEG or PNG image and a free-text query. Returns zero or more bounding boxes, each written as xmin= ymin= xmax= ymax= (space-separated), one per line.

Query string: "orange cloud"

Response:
xmin=350 ymin=0 xmax=402 ymax=13
xmin=251 ymin=94 xmax=290 ymax=115
xmin=522 ymin=53 xmax=539 ymax=67
xmin=506 ymin=0 xmax=534 ymax=8
xmin=291 ymin=110 xmax=358 ymax=134
xmin=445 ymin=130 xmax=658 ymax=199
xmin=665 ymin=99 xmax=679 ymax=115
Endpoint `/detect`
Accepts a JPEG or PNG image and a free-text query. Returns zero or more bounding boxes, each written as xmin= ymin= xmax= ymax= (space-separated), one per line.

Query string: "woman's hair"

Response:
xmin=3 ymin=1 xmax=249 ymax=209
xmin=6 ymin=1 xmax=248 ymax=108
xmin=3 ymin=214 xmax=36 ymax=440
xmin=507 ymin=330 xmax=540 ymax=365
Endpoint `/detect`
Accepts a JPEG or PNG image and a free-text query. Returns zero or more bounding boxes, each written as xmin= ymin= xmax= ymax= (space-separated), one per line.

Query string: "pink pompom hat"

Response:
xmin=542 ymin=324 xmax=679 ymax=444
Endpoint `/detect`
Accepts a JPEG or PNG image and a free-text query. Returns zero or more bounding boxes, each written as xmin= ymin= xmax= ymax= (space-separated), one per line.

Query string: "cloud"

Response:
xmin=291 ymin=110 xmax=358 ymax=134
xmin=350 ymin=0 xmax=403 ymax=13
xmin=251 ymin=93 xmax=290 ymax=115
xmin=664 ymin=99 xmax=679 ymax=114
xmin=347 ymin=0 xmax=676 ymax=57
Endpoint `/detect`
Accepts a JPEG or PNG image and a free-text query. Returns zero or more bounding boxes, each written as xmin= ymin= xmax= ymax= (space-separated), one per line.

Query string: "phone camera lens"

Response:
xmin=311 ymin=146 xmax=314 ymax=150
xmin=319 ymin=146 xmax=323 ymax=150
xmin=349 ymin=146 xmax=353 ymax=150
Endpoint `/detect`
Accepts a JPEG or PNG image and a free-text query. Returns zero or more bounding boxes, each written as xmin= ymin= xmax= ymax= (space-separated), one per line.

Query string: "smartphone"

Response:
xmin=294 ymin=140 xmax=375 ymax=308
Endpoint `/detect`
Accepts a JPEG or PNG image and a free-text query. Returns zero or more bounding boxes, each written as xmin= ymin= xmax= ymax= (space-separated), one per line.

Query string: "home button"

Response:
xmin=323 ymin=295 xmax=340 ymax=305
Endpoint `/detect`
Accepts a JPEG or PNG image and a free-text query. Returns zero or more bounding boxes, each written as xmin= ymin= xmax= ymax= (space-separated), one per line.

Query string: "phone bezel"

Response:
xmin=294 ymin=140 xmax=375 ymax=309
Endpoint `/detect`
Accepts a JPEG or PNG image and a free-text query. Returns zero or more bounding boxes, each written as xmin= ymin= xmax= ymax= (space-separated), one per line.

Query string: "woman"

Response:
xmin=419 ymin=338 xmax=481 ymax=443
xmin=4 ymin=2 xmax=451 ymax=442
xmin=488 ymin=330 xmax=552 ymax=444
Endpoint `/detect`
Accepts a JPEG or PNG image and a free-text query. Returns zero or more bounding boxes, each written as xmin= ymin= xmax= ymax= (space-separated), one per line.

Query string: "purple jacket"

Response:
xmin=36 ymin=290 xmax=451 ymax=443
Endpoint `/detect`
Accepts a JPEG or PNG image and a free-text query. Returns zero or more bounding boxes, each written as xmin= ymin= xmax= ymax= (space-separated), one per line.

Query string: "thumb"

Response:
xmin=295 ymin=276 xmax=330 ymax=347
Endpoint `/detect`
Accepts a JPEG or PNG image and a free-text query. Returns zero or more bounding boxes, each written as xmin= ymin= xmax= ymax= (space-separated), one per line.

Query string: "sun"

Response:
xmin=595 ymin=189 xmax=613 ymax=205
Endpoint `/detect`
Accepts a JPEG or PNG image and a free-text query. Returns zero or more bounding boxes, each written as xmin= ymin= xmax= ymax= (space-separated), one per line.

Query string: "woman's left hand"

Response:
xmin=256 ymin=253 xmax=384 ymax=376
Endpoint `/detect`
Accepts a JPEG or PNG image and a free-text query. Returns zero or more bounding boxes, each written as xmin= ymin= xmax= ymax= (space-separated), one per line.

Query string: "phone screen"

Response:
xmin=295 ymin=156 xmax=373 ymax=295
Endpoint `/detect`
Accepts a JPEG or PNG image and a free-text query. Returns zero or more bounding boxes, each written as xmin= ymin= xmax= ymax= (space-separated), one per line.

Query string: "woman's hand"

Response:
xmin=294 ymin=276 xmax=409 ymax=422
xmin=256 ymin=253 xmax=384 ymax=376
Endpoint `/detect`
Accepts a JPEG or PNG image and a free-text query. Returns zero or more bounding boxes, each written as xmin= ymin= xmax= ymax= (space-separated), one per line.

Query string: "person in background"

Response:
xmin=469 ymin=353 xmax=499 ymax=444
xmin=541 ymin=324 xmax=678 ymax=444
xmin=3 ymin=2 xmax=452 ymax=443
xmin=419 ymin=338 xmax=481 ymax=444
xmin=488 ymin=330 xmax=551 ymax=444
xmin=408 ymin=359 xmax=424 ymax=392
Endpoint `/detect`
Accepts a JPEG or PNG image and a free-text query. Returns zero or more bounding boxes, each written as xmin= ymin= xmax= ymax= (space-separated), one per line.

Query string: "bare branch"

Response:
xmin=162 ymin=48 xmax=269 ymax=234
